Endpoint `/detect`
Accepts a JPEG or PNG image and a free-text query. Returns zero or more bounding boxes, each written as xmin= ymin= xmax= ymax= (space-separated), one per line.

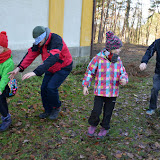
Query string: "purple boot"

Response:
xmin=97 ymin=128 xmax=109 ymax=139
xmin=87 ymin=126 xmax=96 ymax=137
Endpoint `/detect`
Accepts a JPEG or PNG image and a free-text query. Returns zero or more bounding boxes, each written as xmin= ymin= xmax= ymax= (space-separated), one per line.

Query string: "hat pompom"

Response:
xmin=0 ymin=31 xmax=8 ymax=48
xmin=1 ymin=31 xmax=7 ymax=35
xmin=106 ymin=31 xmax=114 ymax=38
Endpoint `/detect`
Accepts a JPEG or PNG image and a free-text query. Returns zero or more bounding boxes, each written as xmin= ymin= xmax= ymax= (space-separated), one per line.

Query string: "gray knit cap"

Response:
xmin=32 ymin=26 xmax=46 ymax=38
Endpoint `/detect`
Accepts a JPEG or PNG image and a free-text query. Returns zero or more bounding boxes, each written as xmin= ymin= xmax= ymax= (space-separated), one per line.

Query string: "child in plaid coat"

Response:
xmin=82 ymin=31 xmax=128 ymax=139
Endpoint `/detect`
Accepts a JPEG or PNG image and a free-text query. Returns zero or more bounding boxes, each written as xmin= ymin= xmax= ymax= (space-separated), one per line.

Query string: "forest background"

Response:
xmin=93 ymin=0 xmax=160 ymax=47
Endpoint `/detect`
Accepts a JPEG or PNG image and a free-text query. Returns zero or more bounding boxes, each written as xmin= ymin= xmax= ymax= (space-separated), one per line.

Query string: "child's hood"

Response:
xmin=43 ymin=27 xmax=51 ymax=45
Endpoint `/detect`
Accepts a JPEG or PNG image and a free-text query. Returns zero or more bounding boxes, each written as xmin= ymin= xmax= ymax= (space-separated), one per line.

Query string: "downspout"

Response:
xmin=90 ymin=0 xmax=96 ymax=59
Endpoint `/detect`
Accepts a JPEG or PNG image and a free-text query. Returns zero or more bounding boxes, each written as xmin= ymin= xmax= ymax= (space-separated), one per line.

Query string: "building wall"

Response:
xmin=0 ymin=0 xmax=93 ymax=67
xmin=48 ymin=0 xmax=93 ymax=48
xmin=80 ymin=0 xmax=93 ymax=47
xmin=49 ymin=0 xmax=64 ymax=38
xmin=63 ymin=0 xmax=82 ymax=47
xmin=0 ymin=0 xmax=49 ymax=50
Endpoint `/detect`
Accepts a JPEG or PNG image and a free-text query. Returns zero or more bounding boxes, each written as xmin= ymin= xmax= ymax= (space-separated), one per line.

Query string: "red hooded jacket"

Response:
xmin=18 ymin=31 xmax=72 ymax=76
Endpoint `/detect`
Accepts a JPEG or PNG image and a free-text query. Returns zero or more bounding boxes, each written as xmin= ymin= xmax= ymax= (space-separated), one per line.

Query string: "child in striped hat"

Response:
xmin=82 ymin=31 xmax=128 ymax=139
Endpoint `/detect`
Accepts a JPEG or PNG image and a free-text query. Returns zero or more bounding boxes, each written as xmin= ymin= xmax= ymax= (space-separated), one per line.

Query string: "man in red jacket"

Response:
xmin=9 ymin=26 xmax=73 ymax=120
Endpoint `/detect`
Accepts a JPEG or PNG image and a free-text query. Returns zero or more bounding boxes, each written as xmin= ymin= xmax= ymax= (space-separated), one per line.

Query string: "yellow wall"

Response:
xmin=80 ymin=0 xmax=93 ymax=46
xmin=49 ymin=0 xmax=93 ymax=47
xmin=49 ymin=0 xmax=64 ymax=37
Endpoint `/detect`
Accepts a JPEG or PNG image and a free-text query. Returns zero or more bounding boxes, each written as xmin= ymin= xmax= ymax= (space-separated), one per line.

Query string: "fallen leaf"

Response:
xmin=17 ymin=100 xmax=24 ymax=105
xmin=126 ymin=153 xmax=134 ymax=158
xmin=100 ymin=154 xmax=107 ymax=159
xmin=72 ymin=140 xmax=78 ymax=144
xmin=30 ymin=155 xmax=35 ymax=159
xmin=115 ymin=151 xmax=123 ymax=158
xmin=85 ymin=147 xmax=91 ymax=152
xmin=23 ymin=139 xmax=30 ymax=143
xmin=62 ymin=137 xmax=68 ymax=140
xmin=138 ymin=143 xmax=146 ymax=149
xmin=80 ymin=155 xmax=85 ymax=159
xmin=15 ymin=121 xmax=22 ymax=127
xmin=124 ymin=132 xmax=129 ymax=136
xmin=155 ymin=142 xmax=160 ymax=148
xmin=94 ymin=142 xmax=100 ymax=145
xmin=115 ymin=153 xmax=122 ymax=158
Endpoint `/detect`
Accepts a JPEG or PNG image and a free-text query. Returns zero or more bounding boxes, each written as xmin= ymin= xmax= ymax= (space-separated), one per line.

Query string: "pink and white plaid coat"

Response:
xmin=82 ymin=51 xmax=128 ymax=97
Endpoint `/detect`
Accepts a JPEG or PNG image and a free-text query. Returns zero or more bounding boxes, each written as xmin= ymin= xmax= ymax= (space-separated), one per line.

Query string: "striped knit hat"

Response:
xmin=106 ymin=31 xmax=122 ymax=51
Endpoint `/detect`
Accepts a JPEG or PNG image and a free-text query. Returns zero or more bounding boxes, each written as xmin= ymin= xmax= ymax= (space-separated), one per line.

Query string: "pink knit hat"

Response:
xmin=106 ymin=31 xmax=122 ymax=51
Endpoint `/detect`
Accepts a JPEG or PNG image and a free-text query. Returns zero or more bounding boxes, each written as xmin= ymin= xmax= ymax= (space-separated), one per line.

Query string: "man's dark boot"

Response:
xmin=49 ymin=108 xmax=61 ymax=120
xmin=39 ymin=112 xmax=50 ymax=119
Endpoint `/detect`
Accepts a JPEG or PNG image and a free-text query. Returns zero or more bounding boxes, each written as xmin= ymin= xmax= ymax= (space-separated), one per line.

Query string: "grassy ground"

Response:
xmin=0 ymin=44 xmax=160 ymax=160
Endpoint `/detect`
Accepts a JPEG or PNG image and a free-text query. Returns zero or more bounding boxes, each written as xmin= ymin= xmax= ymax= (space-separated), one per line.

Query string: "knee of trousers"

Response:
xmin=41 ymin=87 xmax=48 ymax=96
xmin=90 ymin=111 xmax=101 ymax=119
xmin=47 ymin=87 xmax=58 ymax=94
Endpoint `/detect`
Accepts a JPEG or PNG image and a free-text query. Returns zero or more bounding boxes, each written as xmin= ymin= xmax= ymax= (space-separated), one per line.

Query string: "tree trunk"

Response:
xmin=121 ymin=0 xmax=131 ymax=43
xmin=93 ymin=0 xmax=97 ymax=42
xmin=129 ymin=4 xmax=138 ymax=43
xmin=102 ymin=0 xmax=111 ymax=42
xmin=137 ymin=8 xmax=142 ymax=44
xmin=98 ymin=0 xmax=105 ymax=43
xmin=146 ymin=15 xmax=153 ymax=45
xmin=109 ymin=3 xmax=115 ymax=31
xmin=113 ymin=1 xmax=118 ymax=33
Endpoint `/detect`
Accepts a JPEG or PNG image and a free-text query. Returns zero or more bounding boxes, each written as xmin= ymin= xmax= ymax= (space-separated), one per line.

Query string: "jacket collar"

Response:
xmin=100 ymin=49 xmax=110 ymax=60
xmin=43 ymin=27 xmax=51 ymax=46
xmin=44 ymin=33 xmax=52 ymax=46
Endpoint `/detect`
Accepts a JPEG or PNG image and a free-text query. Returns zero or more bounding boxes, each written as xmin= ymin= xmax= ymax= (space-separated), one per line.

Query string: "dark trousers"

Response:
xmin=88 ymin=96 xmax=116 ymax=130
xmin=41 ymin=69 xmax=71 ymax=113
xmin=0 ymin=88 xmax=9 ymax=117
xmin=149 ymin=74 xmax=160 ymax=110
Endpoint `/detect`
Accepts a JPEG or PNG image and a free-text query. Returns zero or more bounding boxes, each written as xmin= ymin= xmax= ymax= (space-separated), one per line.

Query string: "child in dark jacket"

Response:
xmin=9 ymin=26 xmax=73 ymax=120
xmin=82 ymin=31 xmax=128 ymax=139
xmin=0 ymin=31 xmax=14 ymax=131
xmin=139 ymin=39 xmax=160 ymax=115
